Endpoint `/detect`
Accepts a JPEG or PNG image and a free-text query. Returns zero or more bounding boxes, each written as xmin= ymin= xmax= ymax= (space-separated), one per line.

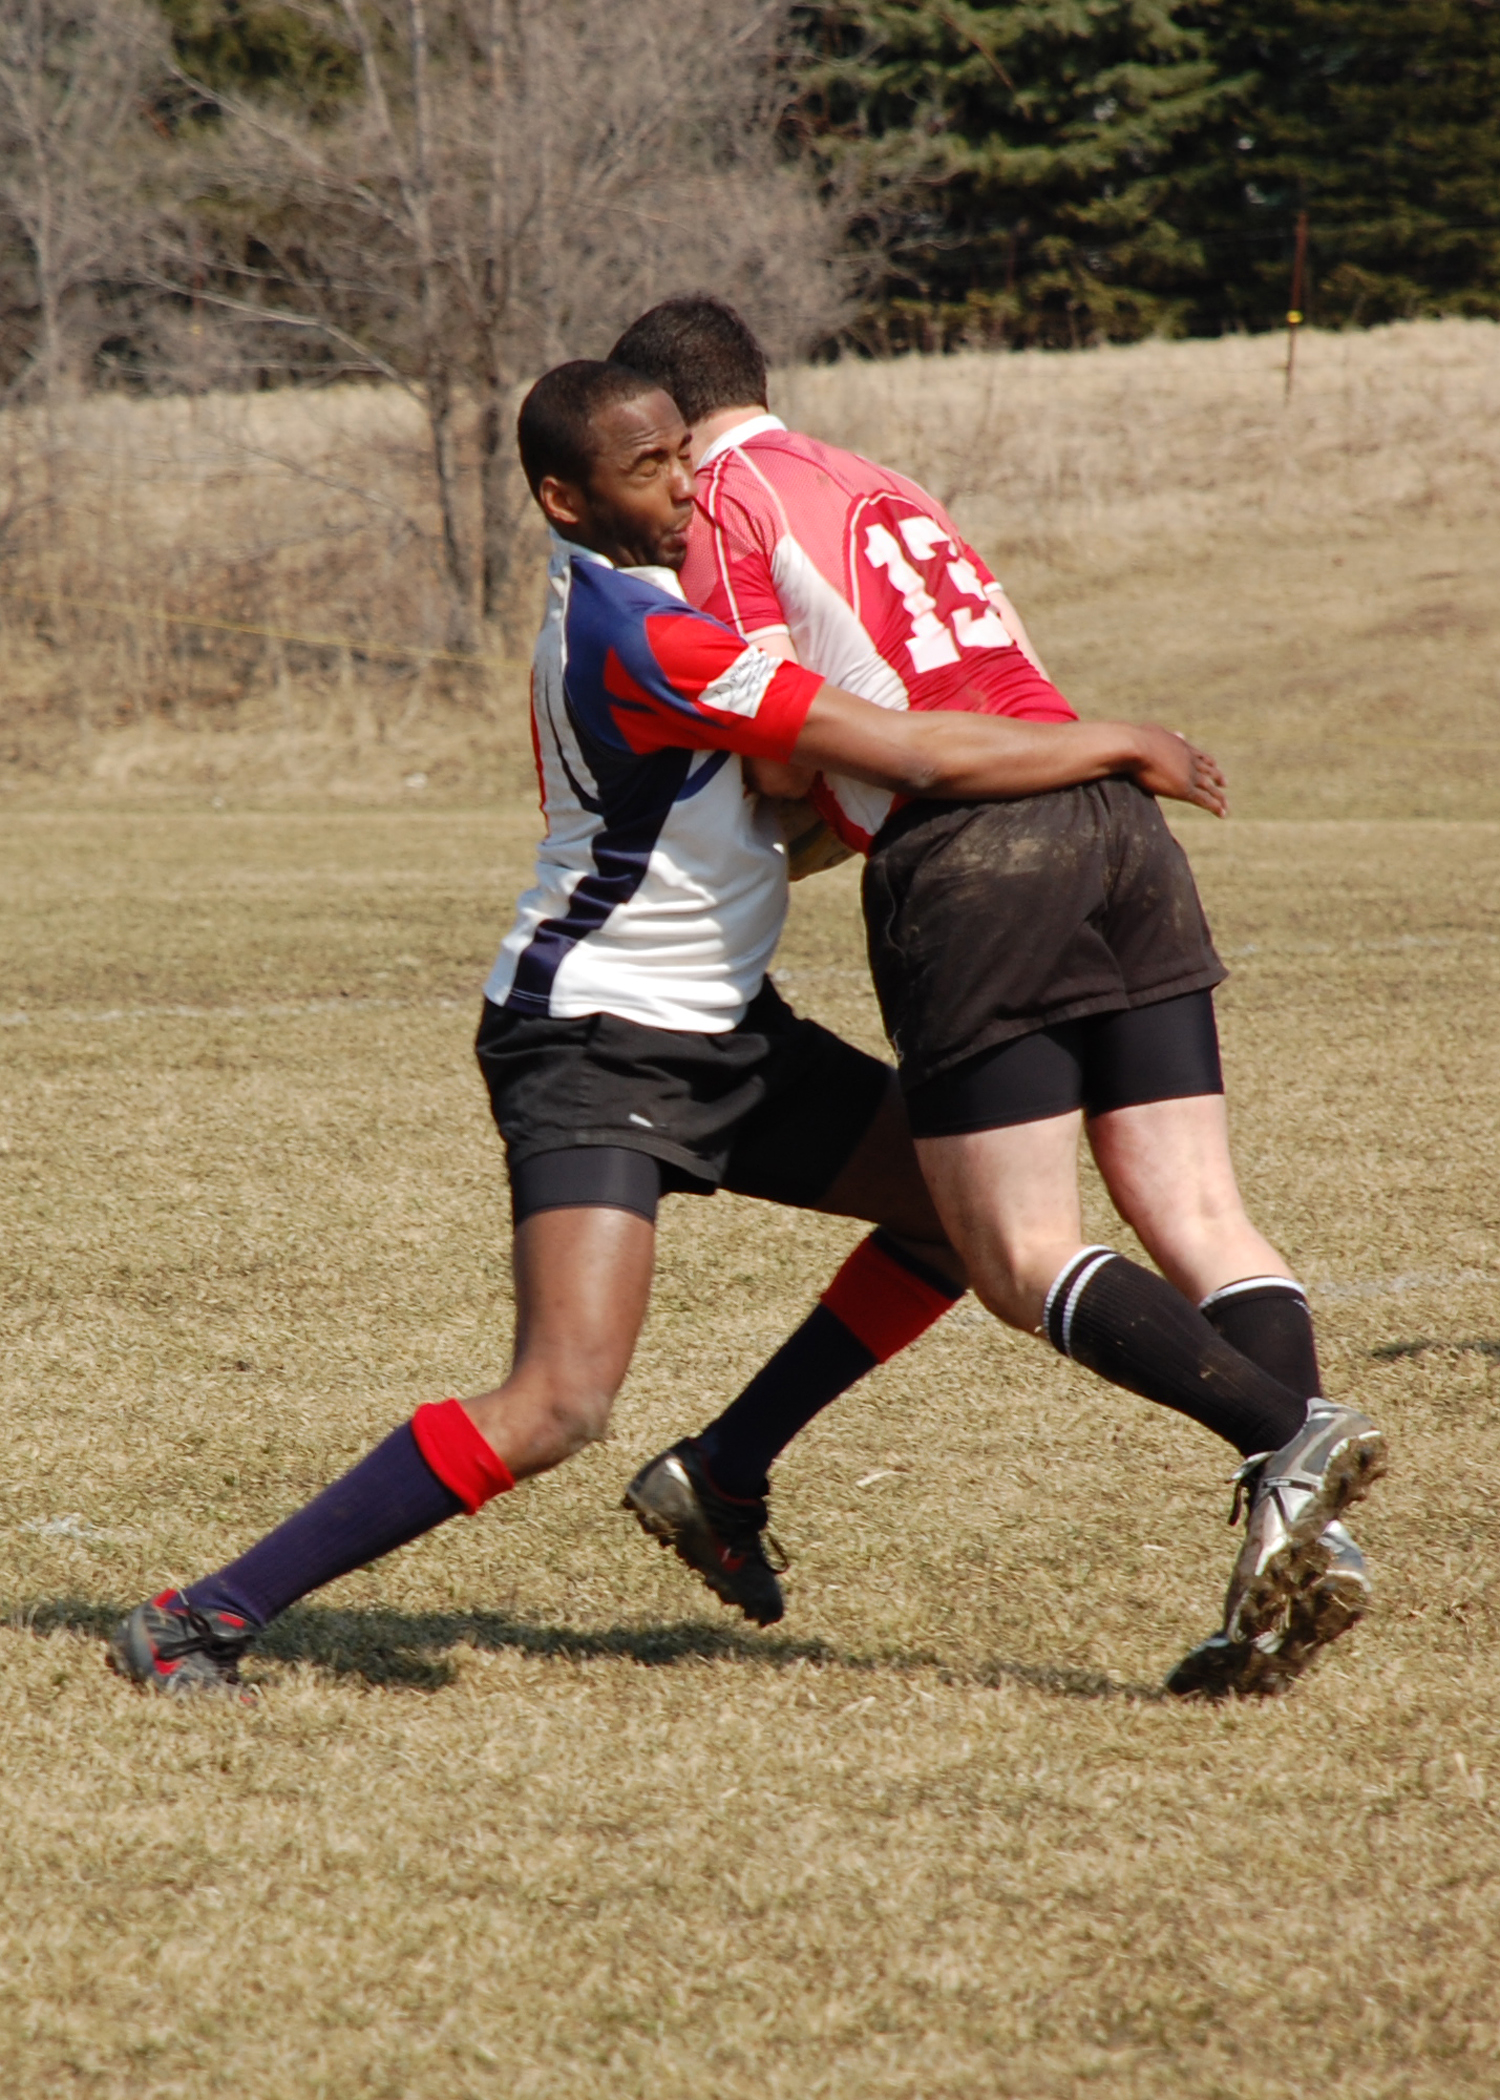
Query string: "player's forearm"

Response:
xmin=898 ymin=715 xmax=1150 ymax=800
xmin=793 ymin=688 xmax=1147 ymax=799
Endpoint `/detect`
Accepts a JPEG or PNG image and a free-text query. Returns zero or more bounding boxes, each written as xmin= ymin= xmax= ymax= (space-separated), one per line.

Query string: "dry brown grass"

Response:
xmin=3 ymin=321 xmax=1500 ymax=2094
xmin=0 ymin=384 xmax=533 ymax=794
xmin=3 ymin=317 xmax=1498 ymax=811
xmin=784 ymin=318 xmax=1500 ymax=821
xmin=3 ymin=797 xmax=1500 ymax=2096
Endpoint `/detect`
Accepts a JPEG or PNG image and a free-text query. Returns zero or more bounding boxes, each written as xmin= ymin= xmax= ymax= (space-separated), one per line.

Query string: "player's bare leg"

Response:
xmin=916 ymin=1116 xmax=1384 ymax=1693
xmin=1085 ymin=1094 xmax=1291 ymax=1302
xmin=110 ymin=1204 xmax=659 ymax=1695
xmin=913 ymin=1112 xmax=1084 ymax=1333
xmin=466 ymin=1205 xmax=656 ymax=1479
xmin=809 ymin=1074 xmax=966 ymax=1289
xmin=625 ymin=1077 xmax=968 ymax=1623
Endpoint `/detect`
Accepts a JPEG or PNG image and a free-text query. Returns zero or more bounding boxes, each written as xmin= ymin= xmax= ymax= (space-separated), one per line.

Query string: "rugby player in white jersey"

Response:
xmin=107 ymin=360 xmax=1222 ymax=1697
xmin=612 ymin=298 xmax=1387 ymax=1696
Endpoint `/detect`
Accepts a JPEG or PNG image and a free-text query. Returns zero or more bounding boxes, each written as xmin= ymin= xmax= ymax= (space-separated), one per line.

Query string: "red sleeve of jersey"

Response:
xmin=945 ymin=648 xmax=1077 ymax=725
xmin=604 ymin=609 xmax=820 ymax=762
xmin=683 ymin=462 xmax=789 ymax=639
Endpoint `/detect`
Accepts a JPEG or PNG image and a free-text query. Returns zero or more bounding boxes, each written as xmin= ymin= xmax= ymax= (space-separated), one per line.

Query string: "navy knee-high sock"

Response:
xmin=184 ymin=1401 xmax=513 ymax=1629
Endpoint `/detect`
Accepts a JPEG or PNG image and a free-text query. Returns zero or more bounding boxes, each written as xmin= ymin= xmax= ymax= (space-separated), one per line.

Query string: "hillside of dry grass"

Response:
xmin=783 ymin=320 xmax=1500 ymax=820
xmin=2 ymin=318 xmax=1497 ymax=813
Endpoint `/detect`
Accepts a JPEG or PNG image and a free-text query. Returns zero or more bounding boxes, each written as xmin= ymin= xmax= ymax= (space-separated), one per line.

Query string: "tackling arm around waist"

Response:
xmin=788 ymin=683 xmax=1228 ymax=817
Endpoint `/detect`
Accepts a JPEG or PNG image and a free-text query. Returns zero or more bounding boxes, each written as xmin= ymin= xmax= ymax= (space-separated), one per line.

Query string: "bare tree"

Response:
xmin=0 ymin=0 xmax=168 ymax=409
xmin=155 ymin=0 xmax=849 ymax=648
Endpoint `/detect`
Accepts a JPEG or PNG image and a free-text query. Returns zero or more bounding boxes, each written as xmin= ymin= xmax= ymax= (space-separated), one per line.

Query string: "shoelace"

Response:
xmin=179 ymin=1605 xmax=252 ymax=1670
xmin=716 ymin=1503 xmax=790 ymax=1574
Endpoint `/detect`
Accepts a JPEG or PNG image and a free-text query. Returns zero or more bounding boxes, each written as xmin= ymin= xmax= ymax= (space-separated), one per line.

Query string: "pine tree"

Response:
xmin=155 ymin=0 xmax=356 ymax=116
xmin=1188 ymin=0 xmax=1500 ymax=328
xmin=795 ymin=0 xmax=1240 ymax=347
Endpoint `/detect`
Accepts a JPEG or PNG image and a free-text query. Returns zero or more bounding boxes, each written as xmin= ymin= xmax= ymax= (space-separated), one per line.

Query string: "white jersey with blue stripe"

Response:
xmin=484 ymin=536 xmax=822 ymax=1034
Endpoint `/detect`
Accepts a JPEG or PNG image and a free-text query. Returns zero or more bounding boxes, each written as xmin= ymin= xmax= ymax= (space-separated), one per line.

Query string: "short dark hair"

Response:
xmin=609 ymin=297 xmax=768 ymax=427
xmin=515 ymin=359 xmax=660 ymax=501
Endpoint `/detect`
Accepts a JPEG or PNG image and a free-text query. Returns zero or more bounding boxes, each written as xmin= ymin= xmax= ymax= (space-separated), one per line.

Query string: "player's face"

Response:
xmin=540 ymin=391 xmax=696 ymax=570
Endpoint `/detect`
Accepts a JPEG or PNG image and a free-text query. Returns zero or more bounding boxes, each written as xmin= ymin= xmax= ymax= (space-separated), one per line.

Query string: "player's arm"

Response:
xmin=791 ymin=684 xmax=1228 ymax=816
xmin=731 ymin=628 xmax=851 ymax=872
xmin=739 ymin=628 xmax=816 ymax=801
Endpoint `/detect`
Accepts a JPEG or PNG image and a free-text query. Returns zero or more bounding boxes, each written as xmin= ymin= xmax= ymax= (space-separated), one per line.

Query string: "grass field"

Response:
xmin=3 ymin=801 xmax=1499 ymax=2097
xmin=3 ymin=324 xmax=1500 ymax=2095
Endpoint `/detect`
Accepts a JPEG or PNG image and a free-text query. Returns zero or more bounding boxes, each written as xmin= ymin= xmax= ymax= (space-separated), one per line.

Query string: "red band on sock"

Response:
xmin=411 ymin=1399 xmax=514 ymax=1515
xmin=820 ymin=1235 xmax=957 ymax=1364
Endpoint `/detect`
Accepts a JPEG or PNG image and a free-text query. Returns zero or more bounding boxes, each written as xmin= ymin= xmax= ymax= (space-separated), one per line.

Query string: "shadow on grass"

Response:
xmin=1371 ymin=1337 xmax=1500 ymax=1362
xmin=12 ymin=1596 xmax=1163 ymax=1703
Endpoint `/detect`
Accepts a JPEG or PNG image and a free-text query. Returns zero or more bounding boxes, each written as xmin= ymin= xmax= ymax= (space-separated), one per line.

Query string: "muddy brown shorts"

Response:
xmin=862 ymin=779 xmax=1226 ymax=1091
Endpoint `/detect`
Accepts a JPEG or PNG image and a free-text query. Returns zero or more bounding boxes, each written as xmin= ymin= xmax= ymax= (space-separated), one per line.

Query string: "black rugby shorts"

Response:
xmin=863 ymin=777 xmax=1226 ymax=1095
xmin=475 ymin=978 xmax=891 ymax=1214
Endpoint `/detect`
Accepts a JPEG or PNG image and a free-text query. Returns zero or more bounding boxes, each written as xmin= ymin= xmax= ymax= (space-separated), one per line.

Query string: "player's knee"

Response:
xmin=967 ymin=1235 xmax=1078 ymax=1333
xmin=967 ymin=1261 xmax=1038 ymax=1333
xmin=534 ymin=1374 xmax=617 ymax=1459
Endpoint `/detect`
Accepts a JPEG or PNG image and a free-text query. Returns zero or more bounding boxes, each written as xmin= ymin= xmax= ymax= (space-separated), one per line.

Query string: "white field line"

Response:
xmin=20 ymin=1514 xmax=144 ymax=1543
xmin=1309 ymin=1267 xmax=1496 ymax=1302
xmin=777 ymin=934 xmax=1500 ymax=990
xmin=943 ymin=1267 xmax=1495 ymax=1329
xmin=1222 ymin=934 xmax=1500 ymax=958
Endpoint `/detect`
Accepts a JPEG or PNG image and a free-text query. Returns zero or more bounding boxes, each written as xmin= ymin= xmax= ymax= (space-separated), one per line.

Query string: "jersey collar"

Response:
xmin=697 ymin=413 xmax=786 ymax=469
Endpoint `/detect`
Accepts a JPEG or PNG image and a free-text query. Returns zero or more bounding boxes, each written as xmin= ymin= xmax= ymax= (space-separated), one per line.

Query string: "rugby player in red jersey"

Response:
xmin=107 ymin=360 xmax=1221 ymax=1698
xmin=611 ymin=298 xmax=1387 ymax=1696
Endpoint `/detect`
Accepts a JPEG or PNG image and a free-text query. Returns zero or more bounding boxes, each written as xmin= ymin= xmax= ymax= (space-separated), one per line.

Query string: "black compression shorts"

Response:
xmin=476 ymin=978 xmax=892 ymax=1226
xmin=904 ymin=988 xmax=1224 ymax=1138
xmin=508 ymin=1145 xmax=665 ymax=1225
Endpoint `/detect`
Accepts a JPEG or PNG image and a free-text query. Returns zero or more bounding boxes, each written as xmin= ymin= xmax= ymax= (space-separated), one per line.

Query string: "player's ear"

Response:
xmin=538 ymin=474 xmax=587 ymax=531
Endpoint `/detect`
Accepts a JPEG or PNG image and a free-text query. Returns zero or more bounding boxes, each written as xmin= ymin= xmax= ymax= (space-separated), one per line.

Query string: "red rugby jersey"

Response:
xmin=681 ymin=416 xmax=1075 ymax=852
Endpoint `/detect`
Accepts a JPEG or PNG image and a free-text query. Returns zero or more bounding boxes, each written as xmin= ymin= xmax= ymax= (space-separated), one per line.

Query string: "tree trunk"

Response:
xmin=406 ymin=0 xmax=475 ymax=651
xmin=424 ymin=359 xmax=477 ymax=654
xmin=478 ymin=0 xmax=512 ymax=631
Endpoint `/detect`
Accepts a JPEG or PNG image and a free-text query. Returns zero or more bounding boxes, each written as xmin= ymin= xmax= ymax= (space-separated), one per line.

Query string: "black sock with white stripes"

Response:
xmin=1198 ymin=1276 xmax=1322 ymax=1400
xmin=1044 ymin=1248 xmax=1308 ymax=1458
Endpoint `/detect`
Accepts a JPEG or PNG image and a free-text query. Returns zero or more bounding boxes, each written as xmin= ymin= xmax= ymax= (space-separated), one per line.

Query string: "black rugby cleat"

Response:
xmin=623 ymin=1439 xmax=787 ymax=1625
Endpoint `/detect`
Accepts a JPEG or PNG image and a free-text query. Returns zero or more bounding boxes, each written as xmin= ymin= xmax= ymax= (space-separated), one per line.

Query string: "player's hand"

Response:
xmin=1130 ymin=725 xmax=1228 ymax=817
xmin=745 ymin=754 xmax=817 ymax=799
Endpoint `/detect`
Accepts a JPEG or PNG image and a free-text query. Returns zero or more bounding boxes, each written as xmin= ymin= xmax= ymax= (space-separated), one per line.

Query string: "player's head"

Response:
xmin=609 ymin=297 xmax=768 ymax=428
xmin=517 ymin=359 xmax=695 ymax=570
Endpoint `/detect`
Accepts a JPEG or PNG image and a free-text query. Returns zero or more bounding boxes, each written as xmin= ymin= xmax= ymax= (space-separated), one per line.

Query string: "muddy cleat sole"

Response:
xmin=108 ymin=1590 xmax=258 ymax=1699
xmin=1167 ymin=1522 xmax=1372 ymax=1699
xmin=1222 ymin=1403 xmax=1386 ymax=1649
xmin=1266 ymin=1520 xmax=1371 ymax=1684
xmin=623 ymin=1440 xmax=786 ymax=1626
